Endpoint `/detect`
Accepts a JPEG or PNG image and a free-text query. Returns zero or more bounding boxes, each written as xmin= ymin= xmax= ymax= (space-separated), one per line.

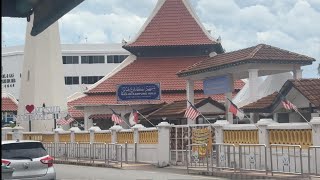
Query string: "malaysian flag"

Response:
xmin=57 ymin=115 xmax=75 ymax=125
xmin=110 ymin=108 xmax=123 ymax=124
xmin=184 ymin=101 xmax=200 ymax=121
xmin=281 ymin=97 xmax=297 ymax=111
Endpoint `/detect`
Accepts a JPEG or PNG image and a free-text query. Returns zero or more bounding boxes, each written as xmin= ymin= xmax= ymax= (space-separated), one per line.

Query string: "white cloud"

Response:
xmin=1 ymin=0 xmax=319 ymax=77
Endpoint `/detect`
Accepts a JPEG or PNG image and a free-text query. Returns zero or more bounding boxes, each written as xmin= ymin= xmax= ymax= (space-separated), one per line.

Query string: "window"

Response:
xmin=81 ymin=56 xmax=105 ymax=64
xmin=2 ymin=142 xmax=48 ymax=159
xmin=64 ymin=76 xmax=79 ymax=85
xmin=107 ymin=55 xmax=128 ymax=63
xmin=2 ymin=112 xmax=16 ymax=124
xmin=62 ymin=56 xmax=79 ymax=64
xmin=81 ymin=76 xmax=104 ymax=84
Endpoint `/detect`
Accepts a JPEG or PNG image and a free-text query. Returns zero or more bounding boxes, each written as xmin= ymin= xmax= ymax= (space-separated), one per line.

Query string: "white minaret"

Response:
xmin=17 ymin=15 xmax=67 ymax=132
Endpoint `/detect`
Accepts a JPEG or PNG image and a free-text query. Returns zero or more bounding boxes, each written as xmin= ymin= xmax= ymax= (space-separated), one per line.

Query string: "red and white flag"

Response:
xmin=57 ymin=116 xmax=75 ymax=125
xmin=281 ymin=98 xmax=297 ymax=111
xmin=184 ymin=101 xmax=200 ymax=121
xmin=129 ymin=109 xmax=139 ymax=126
xmin=227 ymin=99 xmax=245 ymax=120
xmin=110 ymin=108 xmax=123 ymax=124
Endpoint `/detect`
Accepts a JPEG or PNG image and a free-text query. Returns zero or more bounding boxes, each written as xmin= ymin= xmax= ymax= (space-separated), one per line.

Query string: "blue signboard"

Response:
xmin=117 ymin=83 xmax=161 ymax=101
xmin=203 ymin=75 xmax=233 ymax=95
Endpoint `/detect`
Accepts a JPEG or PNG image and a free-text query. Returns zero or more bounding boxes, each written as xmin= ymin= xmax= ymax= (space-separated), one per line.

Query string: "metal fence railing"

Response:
xmin=308 ymin=146 xmax=320 ymax=177
xmin=186 ymin=143 xmax=209 ymax=173
xmin=270 ymin=144 xmax=303 ymax=176
xmin=42 ymin=142 xmax=125 ymax=167
xmin=211 ymin=143 xmax=236 ymax=172
xmin=239 ymin=144 xmax=267 ymax=175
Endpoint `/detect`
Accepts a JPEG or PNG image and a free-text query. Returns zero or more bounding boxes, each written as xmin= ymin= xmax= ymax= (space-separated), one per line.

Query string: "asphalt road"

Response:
xmin=55 ymin=164 xmax=225 ymax=180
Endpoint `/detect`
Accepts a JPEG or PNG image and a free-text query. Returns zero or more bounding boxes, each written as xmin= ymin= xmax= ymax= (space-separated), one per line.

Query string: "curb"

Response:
xmin=53 ymin=160 xmax=121 ymax=169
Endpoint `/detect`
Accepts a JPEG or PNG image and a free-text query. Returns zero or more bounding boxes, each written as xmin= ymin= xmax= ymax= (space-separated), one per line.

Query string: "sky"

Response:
xmin=2 ymin=0 xmax=320 ymax=77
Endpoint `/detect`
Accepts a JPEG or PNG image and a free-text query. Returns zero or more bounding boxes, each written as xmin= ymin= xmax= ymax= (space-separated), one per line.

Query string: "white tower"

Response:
xmin=17 ymin=15 xmax=67 ymax=132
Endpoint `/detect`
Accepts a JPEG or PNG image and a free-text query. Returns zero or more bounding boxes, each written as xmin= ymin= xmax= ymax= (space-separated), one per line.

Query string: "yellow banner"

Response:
xmin=191 ymin=127 xmax=212 ymax=157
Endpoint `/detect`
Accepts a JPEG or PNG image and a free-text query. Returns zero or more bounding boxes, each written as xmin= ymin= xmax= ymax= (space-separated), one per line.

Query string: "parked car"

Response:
xmin=1 ymin=140 xmax=56 ymax=180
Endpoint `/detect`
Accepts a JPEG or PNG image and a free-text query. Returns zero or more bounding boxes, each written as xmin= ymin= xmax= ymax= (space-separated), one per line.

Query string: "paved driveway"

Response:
xmin=55 ymin=164 xmax=225 ymax=180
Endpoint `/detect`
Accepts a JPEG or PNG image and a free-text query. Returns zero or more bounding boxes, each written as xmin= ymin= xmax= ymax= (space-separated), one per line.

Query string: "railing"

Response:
xmin=186 ymin=143 xmax=209 ymax=173
xmin=239 ymin=144 xmax=267 ymax=175
xmin=223 ymin=130 xmax=258 ymax=145
xmin=75 ymin=133 xmax=90 ymax=142
xmin=308 ymin=146 xmax=320 ymax=177
xmin=6 ymin=133 xmax=12 ymax=140
xmin=270 ymin=144 xmax=303 ymax=175
xmin=42 ymin=134 xmax=54 ymax=142
xmin=59 ymin=133 xmax=71 ymax=142
xmin=42 ymin=142 xmax=124 ymax=167
xmin=139 ymin=130 xmax=158 ymax=144
xmin=117 ymin=131 xmax=134 ymax=144
xmin=23 ymin=133 xmax=43 ymax=141
xmin=269 ymin=129 xmax=312 ymax=149
xmin=211 ymin=143 xmax=236 ymax=172
xmin=94 ymin=132 xmax=111 ymax=143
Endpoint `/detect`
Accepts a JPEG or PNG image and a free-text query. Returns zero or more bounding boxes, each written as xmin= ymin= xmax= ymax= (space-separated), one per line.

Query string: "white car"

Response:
xmin=2 ymin=140 xmax=56 ymax=180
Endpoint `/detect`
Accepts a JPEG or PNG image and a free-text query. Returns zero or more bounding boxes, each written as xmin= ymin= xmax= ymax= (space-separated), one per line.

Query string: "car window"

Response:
xmin=2 ymin=142 xmax=48 ymax=159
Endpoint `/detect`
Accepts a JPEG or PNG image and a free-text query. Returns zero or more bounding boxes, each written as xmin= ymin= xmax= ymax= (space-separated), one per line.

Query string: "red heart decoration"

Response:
xmin=26 ymin=105 xmax=35 ymax=113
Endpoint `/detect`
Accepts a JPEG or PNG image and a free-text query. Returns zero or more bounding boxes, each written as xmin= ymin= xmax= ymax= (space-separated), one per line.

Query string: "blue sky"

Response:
xmin=2 ymin=0 xmax=320 ymax=77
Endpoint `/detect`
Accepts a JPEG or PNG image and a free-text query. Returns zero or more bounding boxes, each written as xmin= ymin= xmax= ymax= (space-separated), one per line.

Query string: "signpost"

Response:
xmin=117 ymin=83 xmax=161 ymax=101
xmin=17 ymin=105 xmax=67 ymax=132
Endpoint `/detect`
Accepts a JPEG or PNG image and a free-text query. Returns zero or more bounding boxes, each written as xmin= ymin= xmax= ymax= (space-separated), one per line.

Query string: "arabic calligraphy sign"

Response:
xmin=117 ymin=83 xmax=161 ymax=101
xmin=191 ymin=128 xmax=212 ymax=158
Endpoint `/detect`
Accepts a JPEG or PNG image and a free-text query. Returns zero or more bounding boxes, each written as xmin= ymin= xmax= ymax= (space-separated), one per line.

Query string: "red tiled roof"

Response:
xmin=1 ymin=97 xmax=18 ymax=112
xmin=148 ymin=97 xmax=225 ymax=118
xmin=88 ymin=114 xmax=112 ymax=120
xmin=242 ymin=92 xmax=279 ymax=111
xmin=67 ymin=102 xmax=84 ymax=119
xmin=178 ymin=44 xmax=315 ymax=77
xmin=87 ymin=57 xmax=244 ymax=94
xmin=71 ymin=92 xmax=237 ymax=107
xmin=124 ymin=0 xmax=217 ymax=47
xmin=290 ymin=79 xmax=320 ymax=108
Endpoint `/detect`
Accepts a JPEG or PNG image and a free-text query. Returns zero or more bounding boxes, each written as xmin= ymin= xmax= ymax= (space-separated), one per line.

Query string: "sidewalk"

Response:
xmin=53 ymin=159 xmax=319 ymax=179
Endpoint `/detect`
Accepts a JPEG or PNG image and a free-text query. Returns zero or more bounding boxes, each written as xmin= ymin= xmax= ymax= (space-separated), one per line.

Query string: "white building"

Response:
xmin=1 ymin=43 xmax=130 ymax=99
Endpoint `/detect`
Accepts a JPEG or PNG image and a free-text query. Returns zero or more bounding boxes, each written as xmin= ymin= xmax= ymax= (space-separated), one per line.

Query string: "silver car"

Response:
xmin=2 ymin=140 xmax=56 ymax=180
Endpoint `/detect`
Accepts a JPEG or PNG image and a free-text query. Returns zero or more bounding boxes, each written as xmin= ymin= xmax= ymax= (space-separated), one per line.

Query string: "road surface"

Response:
xmin=55 ymin=164 xmax=225 ymax=180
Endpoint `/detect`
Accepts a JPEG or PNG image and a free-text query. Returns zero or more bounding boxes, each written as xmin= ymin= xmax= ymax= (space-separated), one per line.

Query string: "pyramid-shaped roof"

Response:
xmin=124 ymin=0 xmax=220 ymax=48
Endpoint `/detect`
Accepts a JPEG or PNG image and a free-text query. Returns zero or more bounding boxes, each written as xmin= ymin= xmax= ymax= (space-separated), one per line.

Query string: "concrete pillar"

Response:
xmin=54 ymin=127 xmax=64 ymax=143
xmin=273 ymin=113 xmax=278 ymax=122
xmin=157 ymin=122 xmax=171 ymax=167
xmin=110 ymin=125 xmax=123 ymax=143
xmin=257 ymin=119 xmax=277 ymax=146
xmin=225 ymin=92 xmax=233 ymax=124
xmin=70 ymin=130 xmax=75 ymax=143
xmin=186 ymin=80 xmax=195 ymax=125
xmin=132 ymin=124 xmax=145 ymax=143
xmin=2 ymin=127 xmax=12 ymax=140
xmin=17 ymin=15 xmax=67 ymax=132
xmin=88 ymin=126 xmax=101 ymax=143
xmin=310 ymin=117 xmax=320 ymax=146
xmin=248 ymin=69 xmax=259 ymax=102
xmin=12 ymin=125 xmax=24 ymax=141
xmin=213 ymin=120 xmax=229 ymax=144
xmin=293 ymin=67 xmax=303 ymax=80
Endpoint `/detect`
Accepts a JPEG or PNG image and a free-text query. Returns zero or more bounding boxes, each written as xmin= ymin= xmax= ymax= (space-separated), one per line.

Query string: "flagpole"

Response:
xmin=136 ymin=110 xmax=156 ymax=127
xmin=278 ymin=93 xmax=315 ymax=132
xmin=293 ymin=107 xmax=316 ymax=132
xmin=227 ymin=98 xmax=263 ymax=133
xmin=187 ymin=100 xmax=212 ymax=125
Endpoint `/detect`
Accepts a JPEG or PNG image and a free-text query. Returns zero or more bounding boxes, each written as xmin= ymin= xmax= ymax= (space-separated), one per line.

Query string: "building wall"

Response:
xmin=1 ymin=44 xmax=130 ymax=99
